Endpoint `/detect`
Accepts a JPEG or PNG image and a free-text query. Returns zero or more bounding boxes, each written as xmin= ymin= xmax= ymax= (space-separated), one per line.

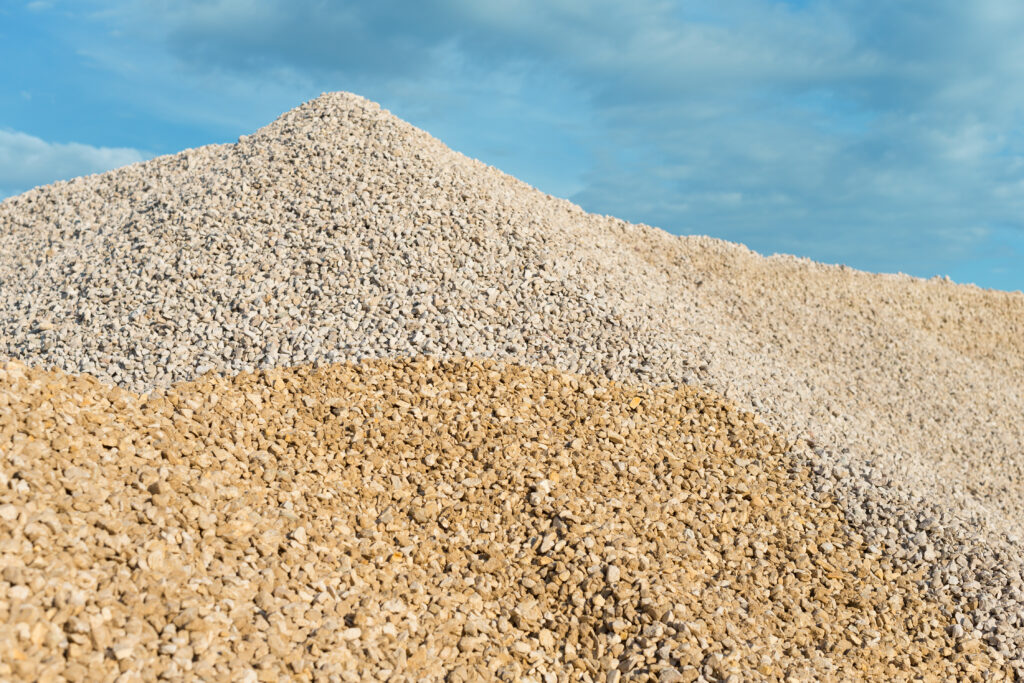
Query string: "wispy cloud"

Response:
xmin=98 ymin=0 xmax=1024 ymax=278
xmin=0 ymin=129 xmax=147 ymax=198
xmin=11 ymin=0 xmax=1024 ymax=287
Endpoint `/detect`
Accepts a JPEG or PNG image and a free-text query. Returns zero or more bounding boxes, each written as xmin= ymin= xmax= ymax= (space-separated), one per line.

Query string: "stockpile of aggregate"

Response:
xmin=1 ymin=91 xmax=1023 ymax=674
xmin=0 ymin=358 xmax=1007 ymax=681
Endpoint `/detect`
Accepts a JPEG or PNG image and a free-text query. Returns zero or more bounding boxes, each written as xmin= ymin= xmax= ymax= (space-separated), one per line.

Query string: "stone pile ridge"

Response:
xmin=1 ymin=91 xmax=1023 ymax=675
xmin=0 ymin=358 xmax=1009 ymax=681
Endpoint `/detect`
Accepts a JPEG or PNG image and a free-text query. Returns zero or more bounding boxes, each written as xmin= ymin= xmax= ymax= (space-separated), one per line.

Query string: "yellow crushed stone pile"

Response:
xmin=0 ymin=358 xmax=1008 ymax=681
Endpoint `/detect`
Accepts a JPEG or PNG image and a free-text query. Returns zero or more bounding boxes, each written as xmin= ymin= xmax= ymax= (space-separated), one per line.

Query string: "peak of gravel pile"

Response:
xmin=1 ymin=91 xmax=1024 ymax=672
xmin=0 ymin=358 xmax=1009 ymax=681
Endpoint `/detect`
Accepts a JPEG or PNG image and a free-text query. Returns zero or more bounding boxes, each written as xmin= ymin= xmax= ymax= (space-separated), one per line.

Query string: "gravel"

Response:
xmin=1 ymin=91 xmax=1023 ymax=674
xmin=0 ymin=357 xmax=1008 ymax=681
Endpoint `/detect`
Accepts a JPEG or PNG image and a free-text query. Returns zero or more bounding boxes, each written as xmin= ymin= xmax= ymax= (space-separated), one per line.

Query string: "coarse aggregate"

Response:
xmin=0 ymin=358 xmax=1010 ymax=681
xmin=1 ymin=92 xmax=1024 ymax=675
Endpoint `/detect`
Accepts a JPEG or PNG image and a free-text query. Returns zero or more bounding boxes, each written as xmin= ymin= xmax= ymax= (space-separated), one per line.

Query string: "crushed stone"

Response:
xmin=1 ymin=92 xmax=1023 ymax=674
xmin=0 ymin=358 xmax=1010 ymax=681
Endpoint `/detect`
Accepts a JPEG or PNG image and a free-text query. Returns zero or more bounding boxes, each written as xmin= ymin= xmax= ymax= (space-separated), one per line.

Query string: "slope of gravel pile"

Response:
xmin=1 ymin=92 xmax=1023 ymax=670
xmin=1 ymin=358 xmax=1009 ymax=682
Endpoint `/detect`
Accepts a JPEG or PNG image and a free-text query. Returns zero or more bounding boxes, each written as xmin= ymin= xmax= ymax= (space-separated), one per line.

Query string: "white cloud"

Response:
xmin=48 ymin=0 xmax=1024 ymax=285
xmin=0 ymin=129 xmax=148 ymax=198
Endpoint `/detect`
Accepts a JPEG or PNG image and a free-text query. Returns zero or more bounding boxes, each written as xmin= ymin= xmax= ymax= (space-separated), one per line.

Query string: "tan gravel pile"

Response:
xmin=0 ymin=358 xmax=1011 ymax=681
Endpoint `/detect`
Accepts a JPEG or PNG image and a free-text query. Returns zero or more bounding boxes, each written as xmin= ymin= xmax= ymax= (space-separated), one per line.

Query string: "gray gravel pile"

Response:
xmin=2 ymin=92 xmax=1024 ymax=671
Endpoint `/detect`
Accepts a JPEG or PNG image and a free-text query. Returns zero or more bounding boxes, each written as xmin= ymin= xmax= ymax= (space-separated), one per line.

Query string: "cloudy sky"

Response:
xmin=2 ymin=1 xmax=1023 ymax=292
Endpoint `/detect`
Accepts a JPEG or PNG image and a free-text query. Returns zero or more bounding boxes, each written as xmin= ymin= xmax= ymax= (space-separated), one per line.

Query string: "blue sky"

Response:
xmin=2 ymin=1 xmax=1023 ymax=292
